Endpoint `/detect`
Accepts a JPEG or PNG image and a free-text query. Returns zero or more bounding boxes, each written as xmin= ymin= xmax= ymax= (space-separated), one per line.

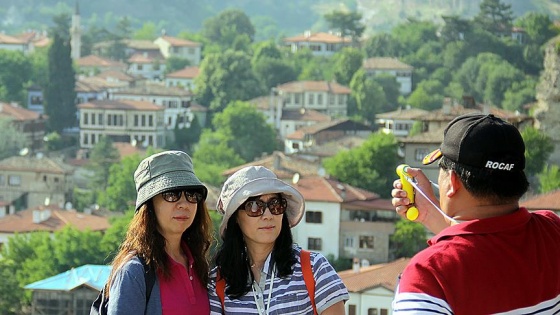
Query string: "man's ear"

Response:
xmin=447 ymin=170 xmax=462 ymax=197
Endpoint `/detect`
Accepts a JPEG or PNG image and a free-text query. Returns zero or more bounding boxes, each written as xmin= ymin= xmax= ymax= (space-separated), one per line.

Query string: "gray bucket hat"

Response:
xmin=134 ymin=150 xmax=207 ymax=211
xmin=216 ymin=166 xmax=305 ymax=238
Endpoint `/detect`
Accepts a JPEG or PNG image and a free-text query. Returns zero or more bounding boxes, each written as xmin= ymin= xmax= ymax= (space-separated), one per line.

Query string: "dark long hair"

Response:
xmin=106 ymin=199 xmax=212 ymax=296
xmin=214 ymin=211 xmax=297 ymax=298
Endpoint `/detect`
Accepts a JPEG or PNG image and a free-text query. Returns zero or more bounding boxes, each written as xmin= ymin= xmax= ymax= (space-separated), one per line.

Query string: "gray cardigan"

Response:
xmin=108 ymin=256 xmax=162 ymax=315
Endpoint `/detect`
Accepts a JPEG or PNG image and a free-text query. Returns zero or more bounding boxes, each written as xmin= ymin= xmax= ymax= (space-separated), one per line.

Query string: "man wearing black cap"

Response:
xmin=391 ymin=113 xmax=560 ymax=314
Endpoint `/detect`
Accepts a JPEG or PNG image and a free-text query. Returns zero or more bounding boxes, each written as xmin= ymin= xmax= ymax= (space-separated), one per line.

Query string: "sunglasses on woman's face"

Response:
xmin=161 ymin=189 xmax=203 ymax=204
xmin=240 ymin=197 xmax=288 ymax=217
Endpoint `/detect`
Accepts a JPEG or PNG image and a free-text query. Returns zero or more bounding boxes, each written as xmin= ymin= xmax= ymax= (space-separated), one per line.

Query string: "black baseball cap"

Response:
xmin=422 ymin=114 xmax=525 ymax=172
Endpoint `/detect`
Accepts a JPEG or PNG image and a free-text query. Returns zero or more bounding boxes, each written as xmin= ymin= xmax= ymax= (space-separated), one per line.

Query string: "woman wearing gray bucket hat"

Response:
xmin=208 ymin=166 xmax=349 ymax=315
xmin=97 ymin=151 xmax=212 ymax=314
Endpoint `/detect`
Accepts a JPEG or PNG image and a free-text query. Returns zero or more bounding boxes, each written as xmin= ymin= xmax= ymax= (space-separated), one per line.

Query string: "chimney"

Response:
xmin=352 ymin=257 xmax=360 ymax=273
xmin=33 ymin=210 xmax=41 ymax=223
xmin=304 ymin=30 xmax=311 ymax=38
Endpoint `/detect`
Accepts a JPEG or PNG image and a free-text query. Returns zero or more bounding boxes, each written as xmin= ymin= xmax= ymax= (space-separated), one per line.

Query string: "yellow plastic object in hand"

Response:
xmin=396 ymin=164 xmax=419 ymax=221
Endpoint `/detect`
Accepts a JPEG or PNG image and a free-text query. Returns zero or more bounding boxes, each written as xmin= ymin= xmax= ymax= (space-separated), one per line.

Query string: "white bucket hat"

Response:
xmin=216 ymin=166 xmax=305 ymax=238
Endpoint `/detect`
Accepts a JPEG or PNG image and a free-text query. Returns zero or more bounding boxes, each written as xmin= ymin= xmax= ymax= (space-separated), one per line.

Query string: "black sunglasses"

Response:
xmin=161 ymin=189 xmax=203 ymax=204
xmin=240 ymin=197 xmax=288 ymax=217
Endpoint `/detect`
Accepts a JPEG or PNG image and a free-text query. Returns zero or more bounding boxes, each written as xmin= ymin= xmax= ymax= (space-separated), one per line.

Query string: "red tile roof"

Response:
xmin=0 ymin=33 xmax=26 ymax=44
xmin=0 ymin=206 xmax=110 ymax=233
xmin=363 ymin=57 xmax=413 ymax=70
xmin=281 ymin=108 xmax=332 ymax=122
xmin=76 ymin=55 xmax=126 ymax=68
xmin=159 ymin=36 xmax=200 ymax=47
xmin=339 ymin=258 xmax=411 ymax=292
xmin=77 ymin=99 xmax=163 ymax=111
xmin=520 ymin=190 xmax=560 ymax=211
xmin=277 ymin=81 xmax=351 ymax=94
xmin=166 ymin=66 xmax=200 ymax=79
xmin=283 ymin=32 xmax=351 ymax=44
xmin=0 ymin=102 xmax=41 ymax=121
xmin=0 ymin=156 xmax=73 ymax=174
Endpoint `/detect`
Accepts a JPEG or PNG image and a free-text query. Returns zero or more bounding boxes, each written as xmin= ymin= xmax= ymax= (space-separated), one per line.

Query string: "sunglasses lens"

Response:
xmin=269 ymin=198 xmax=287 ymax=214
xmin=162 ymin=190 xmax=181 ymax=202
xmin=244 ymin=201 xmax=265 ymax=217
xmin=185 ymin=191 xmax=202 ymax=203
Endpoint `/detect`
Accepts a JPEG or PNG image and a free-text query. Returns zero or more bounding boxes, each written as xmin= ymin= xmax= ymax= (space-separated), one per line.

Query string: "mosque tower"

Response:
xmin=70 ymin=1 xmax=81 ymax=60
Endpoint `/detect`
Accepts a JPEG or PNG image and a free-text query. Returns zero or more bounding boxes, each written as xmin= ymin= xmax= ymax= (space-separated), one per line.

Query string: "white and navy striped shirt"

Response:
xmin=208 ymin=245 xmax=349 ymax=314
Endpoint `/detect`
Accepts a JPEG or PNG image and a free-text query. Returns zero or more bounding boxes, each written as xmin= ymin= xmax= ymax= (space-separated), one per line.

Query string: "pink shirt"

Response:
xmin=158 ymin=243 xmax=209 ymax=315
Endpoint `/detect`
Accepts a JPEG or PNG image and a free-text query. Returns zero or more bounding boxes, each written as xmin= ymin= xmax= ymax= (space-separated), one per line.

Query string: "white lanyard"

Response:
xmin=251 ymin=269 xmax=275 ymax=315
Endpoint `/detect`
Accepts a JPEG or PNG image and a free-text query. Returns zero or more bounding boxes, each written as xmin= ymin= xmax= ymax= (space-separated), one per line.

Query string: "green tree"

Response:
xmin=502 ymin=78 xmax=536 ymax=112
xmin=333 ymin=47 xmax=363 ymax=86
xmin=349 ymin=69 xmax=385 ymax=121
xmin=0 ymin=259 xmax=23 ymax=315
xmin=173 ymin=115 xmax=202 ymax=153
xmin=390 ymin=219 xmax=428 ymax=258
xmin=538 ymin=164 xmax=560 ymax=194
xmin=323 ymin=132 xmax=398 ymax=197
xmin=0 ymin=50 xmax=32 ymax=104
xmin=251 ymin=41 xmax=282 ymax=65
xmin=515 ymin=12 xmax=557 ymax=47
xmin=212 ymin=101 xmax=277 ymax=162
xmin=324 ymin=10 xmax=365 ymax=44
xmin=100 ymin=153 xmax=145 ymax=211
xmin=521 ymin=127 xmax=554 ymax=176
xmin=105 ymin=17 xmax=132 ymax=61
xmin=483 ymin=62 xmax=524 ymax=106
xmin=195 ymin=50 xmax=263 ymax=112
xmin=440 ymin=15 xmax=472 ymax=43
xmin=44 ymin=14 xmax=77 ymax=133
xmin=86 ymin=136 xmax=120 ymax=191
xmin=372 ymin=74 xmax=402 ymax=112
xmin=133 ymin=21 xmax=158 ymax=40
xmin=100 ymin=211 xmax=134 ymax=262
xmin=28 ymin=47 xmax=49 ymax=89
xmin=406 ymin=80 xmax=444 ymax=110
xmin=202 ymin=9 xmax=255 ymax=48
xmin=253 ymin=57 xmax=297 ymax=91
xmin=391 ymin=19 xmax=438 ymax=56
xmin=165 ymin=56 xmax=191 ymax=74
xmin=0 ymin=117 xmax=29 ymax=160
xmin=362 ymin=33 xmax=402 ymax=58
xmin=473 ymin=0 xmax=514 ymax=37
xmin=193 ymin=130 xmax=244 ymax=186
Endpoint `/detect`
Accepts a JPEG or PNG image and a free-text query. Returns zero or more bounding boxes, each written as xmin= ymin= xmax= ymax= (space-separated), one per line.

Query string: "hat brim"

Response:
xmin=219 ymin=177 xmax=305 ymax=238
xmin=136 ymin=171 xmax=207 ymax=210
xmin=423 ymin=148 xmax=443 ymax=165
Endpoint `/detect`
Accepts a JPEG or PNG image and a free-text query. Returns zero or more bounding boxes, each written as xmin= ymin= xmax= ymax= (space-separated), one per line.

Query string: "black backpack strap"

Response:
xmin=137 ymin=256 xmax=156 ymax=305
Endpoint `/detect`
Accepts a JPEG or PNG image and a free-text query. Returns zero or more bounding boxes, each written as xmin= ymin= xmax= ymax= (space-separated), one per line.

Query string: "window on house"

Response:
xmin=83 ymin=113 xmax=89 ymax=125
xmin=141 ymin=115 xmax=146 ymax=127
xmin=368 ymin=309 xmax=378 ymax=315
xmin=292 ymin=143 xmax=300 ymax=150
xmin=380 ymin=309 xmax=388 ymax=315
xmin=338 ymin=94 xmax=345 ymax=105
xmin=83 ymin=133 xmax=89 ymax=145
xmin=344 ymin=237 xmax=354 ymax=248
xmin=305 ymin=211 xmax=322 ymax=223
xmin=43 ymin=175 xmax=47 ymax=182
xmin=0 ymin=175 xmax=5 ymax=186
xmin=98 ymin=113 xmax=103 ymax=125
xmin=137 ymin=64 xmax=143 ymax=71
xmin=359 ymin=235 xmax=374 ymax=249
xmin=8 ymin=175 xmax=21 ymax=186
xmin=415 ymin=148 xmax=429 ymax=161
xmin=317 ymin=94 xmax=323 ymax=105
xmin=308 ymin=94 xmax=314 ymax=105
xmin=91 ymin=114 xmax=96 ymax=125
xmin=149 ymin=115 xmax=153 ymax=127
xmin=107 ymin=114 xmax=112 ymax=126
xmin=118 ymin=115 xmax=123 ymax=126
xmin=31 ymin=96 xmax=42 ymax=105
xmin=329 ymin=94 xmax=335 ymax=105
xmin=188 ymin=48 xmax=195 ymax=54
xmin=348 ymin=305 xmax=356 ymax=315
xmin=294 ymin=93 xmax=300 ymax=105
xmin=308 ymin=238 xmax=322 ymax=250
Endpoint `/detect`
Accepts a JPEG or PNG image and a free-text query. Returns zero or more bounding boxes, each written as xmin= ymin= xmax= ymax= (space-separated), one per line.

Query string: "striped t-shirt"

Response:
xmin=208 ymin=245 xmax=349 ymax=314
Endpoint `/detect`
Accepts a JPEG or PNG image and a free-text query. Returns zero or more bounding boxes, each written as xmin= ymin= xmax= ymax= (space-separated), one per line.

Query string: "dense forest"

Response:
xmin=1 ymin=0 xmax=560 ymax=38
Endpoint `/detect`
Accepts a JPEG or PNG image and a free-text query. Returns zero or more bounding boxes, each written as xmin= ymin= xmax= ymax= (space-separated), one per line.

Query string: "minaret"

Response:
xmin=70 ymin=0 xmax=81 ymax=60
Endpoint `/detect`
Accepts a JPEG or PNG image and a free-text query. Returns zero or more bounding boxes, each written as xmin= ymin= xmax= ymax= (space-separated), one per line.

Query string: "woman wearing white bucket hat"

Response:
xmin=208 ymin=166 xmax=349 ymax=315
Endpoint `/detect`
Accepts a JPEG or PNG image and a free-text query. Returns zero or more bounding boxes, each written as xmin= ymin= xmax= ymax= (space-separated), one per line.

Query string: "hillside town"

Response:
xmin=1 ymin=0 xmax=560 ymax=314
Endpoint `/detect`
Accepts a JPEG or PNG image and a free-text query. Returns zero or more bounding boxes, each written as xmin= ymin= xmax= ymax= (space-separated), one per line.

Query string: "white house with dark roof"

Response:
xmin=283 ymin=31 xmax=351 ymax=57
xmin=363 ymin=57 xmax=414 ymax=95
xmin=110 ymin=81 xmax=198 ymax=130
xmin=127 ymin=52 xmax=166 ymax=80
xmin=165 ymin=66 xmax=200 ymax=91
xmin=279 ymin=108 xmax=332 ymax=140
xmin=77 ymin=99 xmax=166 ymax=149
xmin=375 ymin=106 xmax=429 ymax=137
xmin=0 ymin=33 xmax=31 ymax=54
xmin=275 ymin=80 xmax=351 ymax=117
xmin=284 ymin=119 xmax=372 ymax=154
xmin=0 ymin=102 xmax=47 ymax=151
xmin=0 ymin=155 xmax=74 ymax=212
xmin=154 ymin=35 xmax=202 ymax=65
